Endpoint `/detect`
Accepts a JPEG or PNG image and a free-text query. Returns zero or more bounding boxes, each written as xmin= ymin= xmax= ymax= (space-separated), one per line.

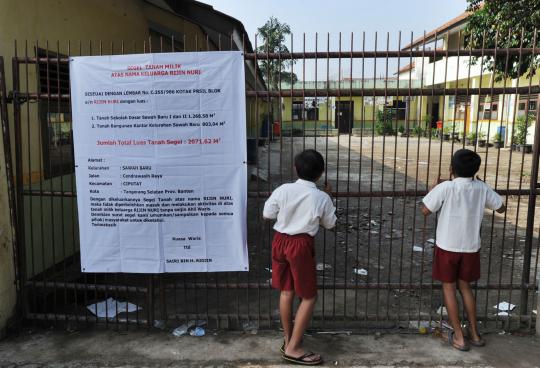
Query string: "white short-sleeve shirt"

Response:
xmin=422 ymin=177 xmax=503 ymax=253
xmin=263 ymin=179 xmax=337 ymax=236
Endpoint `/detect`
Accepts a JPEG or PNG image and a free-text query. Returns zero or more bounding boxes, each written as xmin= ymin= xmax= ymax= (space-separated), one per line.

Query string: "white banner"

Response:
xmin=70 ymin=51 xmax=248 ymax=273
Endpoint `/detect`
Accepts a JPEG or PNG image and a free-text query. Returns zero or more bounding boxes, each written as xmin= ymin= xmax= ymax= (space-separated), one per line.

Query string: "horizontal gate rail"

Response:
xmin=27 ymin=281 xmax=148 ymax=293
xmin=25 ymin=312 xmax=533 ymax=325
xmin=12 ymin=48 xmax=540 ymax=63
xmin=28 ymin=280 xmax=536 ymax=291
xmin=20 ymin=188 xmax=540 ymax=198
xmin=10 ymin=86 xmax=540 ymax=101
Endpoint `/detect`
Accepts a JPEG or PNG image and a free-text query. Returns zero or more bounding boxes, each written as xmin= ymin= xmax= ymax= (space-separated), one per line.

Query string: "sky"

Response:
xmin=202 ymin=0 xmax=469 ymax=80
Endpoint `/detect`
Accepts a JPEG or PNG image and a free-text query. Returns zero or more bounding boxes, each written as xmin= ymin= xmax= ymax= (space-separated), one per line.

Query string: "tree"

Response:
xmin=465 ymin=0 xmax=540 ymax=81
xmin=257 ymin=17 xmax=298 ymax=91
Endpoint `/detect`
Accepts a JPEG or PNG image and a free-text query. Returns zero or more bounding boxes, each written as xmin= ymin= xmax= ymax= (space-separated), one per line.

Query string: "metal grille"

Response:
xmin=3 ymin=32 xmax=540 ymax=332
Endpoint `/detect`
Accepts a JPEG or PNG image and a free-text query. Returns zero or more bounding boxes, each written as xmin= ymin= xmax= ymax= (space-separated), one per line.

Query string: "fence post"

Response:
xmin=520 ymin=95 xmax=540 ymax=316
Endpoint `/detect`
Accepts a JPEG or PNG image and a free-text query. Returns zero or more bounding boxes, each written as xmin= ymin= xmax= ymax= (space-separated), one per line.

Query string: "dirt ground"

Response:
xmin=1 ymin=327 xmax=540 ymax=368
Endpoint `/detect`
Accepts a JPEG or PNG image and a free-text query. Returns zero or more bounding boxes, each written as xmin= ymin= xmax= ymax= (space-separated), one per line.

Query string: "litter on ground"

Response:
xmin=86 ymin=298 xmax=140 ymax=318
xmin=494 ymin=302 xmax=516 ymax=311
xmin=316 ymin=263 xmax=332 ymax=271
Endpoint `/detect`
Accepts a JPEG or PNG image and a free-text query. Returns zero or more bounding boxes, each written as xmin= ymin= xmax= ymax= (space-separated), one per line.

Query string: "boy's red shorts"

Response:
xmin=271 ymin=232 xmax=317 ymax=299
xmin=432 ymin=246 xmax=480 ymax=283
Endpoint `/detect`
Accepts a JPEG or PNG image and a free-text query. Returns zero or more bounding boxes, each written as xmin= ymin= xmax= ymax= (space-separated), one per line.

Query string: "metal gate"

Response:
xmin=3 ymin=33 xmax=540 ymax=332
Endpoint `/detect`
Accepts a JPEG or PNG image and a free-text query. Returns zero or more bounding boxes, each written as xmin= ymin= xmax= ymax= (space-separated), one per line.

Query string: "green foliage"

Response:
xmin=477 ymin=131 xmax=486 ymax=140
xmin=465 ymin=0 xmax=540 ymax=81
xmin=413 ymin=125 xmax=424 ymax=137
xmin=423 ymin=114 xmax=433 ymax=126
xmin=398 ymin=125 xmax=405 ymax=134
xmin=493 ymin=132 xmax=502 ymax=143
xmin=257 ymin=17 xmax=298 ymax=90
xmin=467 ymin=131 xmax=477 ymax=141
xmin=442 ymin=124 xmax=453 ymax=134
xmin=513 ymin=112 xmax=534 ymax=145
xmin=375 ymin=109 xmax=395 ymax=136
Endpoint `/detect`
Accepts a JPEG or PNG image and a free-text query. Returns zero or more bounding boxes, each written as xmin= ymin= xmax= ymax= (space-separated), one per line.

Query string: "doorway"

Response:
xmin=335 ymin=101 xmax=354 ymax=134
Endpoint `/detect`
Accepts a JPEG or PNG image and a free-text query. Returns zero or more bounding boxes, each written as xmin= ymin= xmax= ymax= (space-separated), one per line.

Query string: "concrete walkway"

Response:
xmin=0 ymin=328 xmax=539 ymax=367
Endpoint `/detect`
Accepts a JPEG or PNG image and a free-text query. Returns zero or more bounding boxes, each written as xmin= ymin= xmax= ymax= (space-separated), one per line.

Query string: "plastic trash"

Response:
xmin=86 ymin=297 xmax=140 ymax=318
xmin=413 ymin=245 xmax=423 ymax=252
xmin=242 ymin=321 xmax=259 ymax=334
xmin=190 ymin=326 xmax=205 ymax=337
xmin=316 ymin=263 xmax=332 ymax=271
xmin=265 ymin=267 xmax=272 ymax=273
xmin=437 ymin=306 xmax=448 ymax=316
xmin=426 ymin=238 xmax=435 ymax=245
xmin=172 ymin=324 xmax=190 ymax=337
xmin=153 ymin=320 xmax=166 ymax=330
xmin=353 ymin=268 xmax=368 ymax=276
xmin=494 ymin=302 xmax=516 ymax=311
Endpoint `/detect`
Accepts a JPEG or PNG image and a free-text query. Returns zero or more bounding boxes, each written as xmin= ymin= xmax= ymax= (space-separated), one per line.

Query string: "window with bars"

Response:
xmin=37 ymin=48 xmax=73 ymax=179
xmin=517 ymin=95 xmax=537 ymax=117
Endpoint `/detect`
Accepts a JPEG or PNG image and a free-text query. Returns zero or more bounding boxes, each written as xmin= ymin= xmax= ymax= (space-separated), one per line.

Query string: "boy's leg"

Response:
xmin=458 ymin=279 xmax=481 ymax=341
xmin=442 ymin=282 xmax=466 ymax=348
xmin=283 ymin=234 xmax=320 ymax=362
xmin=280 ymin=290 xmax=295 ymax=347
xmin=284 ymin=296 xmax=319 ymax=361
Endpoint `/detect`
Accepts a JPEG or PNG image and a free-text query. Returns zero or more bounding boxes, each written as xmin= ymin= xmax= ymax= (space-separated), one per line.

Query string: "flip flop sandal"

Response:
xmin=280 ymin=337 xmax=304 ymax=354
xmin=468 ymin=336 xmax=486 ymax=347
xmin=466 ymin=328 xmax=486 ymax=347
xmin=282 ymin=352 xmax=323 ymax=366
xmin=448 ymin=331 xmax=470 ymax=352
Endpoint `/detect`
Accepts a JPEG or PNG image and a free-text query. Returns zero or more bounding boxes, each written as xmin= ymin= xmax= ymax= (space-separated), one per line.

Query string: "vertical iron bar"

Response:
xmin=387 ymin=31 xmax=401 ymax=322
xmin=343 ymin=32 xmax=354 ymax=322
xmin=364 ymin=31 xmax=377 ymax=321
xmin=353 ymin=32 xmax=366 ymax=320
xmin=12 ymin=42 xmax=29 ymax=321
xmin=55 ymin=40 xmax=69 ymax=325
xmin=505 ymin=29 xmax=528 ymax=329
xmin=520 ymin=83 xmax=540 ymax=316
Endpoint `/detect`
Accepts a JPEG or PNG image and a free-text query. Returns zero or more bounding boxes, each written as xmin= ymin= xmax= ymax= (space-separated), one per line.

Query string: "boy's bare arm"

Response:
xmin=421 ymin=204 xmax=432 ymax=216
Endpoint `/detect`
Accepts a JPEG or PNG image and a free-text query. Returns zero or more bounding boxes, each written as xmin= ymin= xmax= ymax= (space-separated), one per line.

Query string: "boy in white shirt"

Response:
xmin=263 ymin=149 xmax=336 ymax=365
xmin=422 ymin=149 xmax=506 ymax=351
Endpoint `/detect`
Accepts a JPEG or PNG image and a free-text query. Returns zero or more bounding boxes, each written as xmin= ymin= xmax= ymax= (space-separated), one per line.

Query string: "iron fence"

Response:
xmin=3 ymin=31 xmax=540 ymax=332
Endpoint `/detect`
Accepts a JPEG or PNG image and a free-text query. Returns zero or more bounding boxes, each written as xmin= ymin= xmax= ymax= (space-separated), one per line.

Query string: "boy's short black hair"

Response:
xmin=452 ymin=149 xmax=481 ymax=177
xmin=295 ymin=149 xmax=325 ymax=182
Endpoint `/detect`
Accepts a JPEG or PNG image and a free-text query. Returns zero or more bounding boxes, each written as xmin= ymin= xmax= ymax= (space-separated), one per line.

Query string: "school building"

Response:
xmin=279 ymin=9 xmax=538 ymax=146
xmin=400 ymin=9 xmax=538 ymax=147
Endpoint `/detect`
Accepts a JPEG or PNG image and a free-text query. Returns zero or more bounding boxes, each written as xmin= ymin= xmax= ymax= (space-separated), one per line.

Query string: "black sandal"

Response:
xmin=280 ymin=341 xmax=285 ymax=354
xmin=282 ymin=352 xmax=322 ymax=365
xmin=465 ymin=328 xmax=486 ymax=347
xmin=448 ymin=331 xmax=470 ymax=351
